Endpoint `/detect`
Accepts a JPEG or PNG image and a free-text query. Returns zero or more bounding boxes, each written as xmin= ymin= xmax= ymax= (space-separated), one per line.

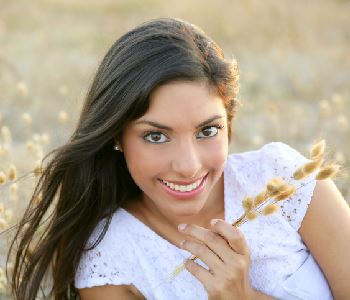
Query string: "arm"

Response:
xmin=299 ymin=178 xmax=350 ymax=299
xmin=79 ymin=284 xmax=146 ymax=300
xmin=252 ymin=289 xmax=277 ymax=299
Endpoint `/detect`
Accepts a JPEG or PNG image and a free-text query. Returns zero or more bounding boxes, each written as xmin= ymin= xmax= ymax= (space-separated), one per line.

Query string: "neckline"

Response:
xmin=119 ymin=159 xmax=232 ymax=252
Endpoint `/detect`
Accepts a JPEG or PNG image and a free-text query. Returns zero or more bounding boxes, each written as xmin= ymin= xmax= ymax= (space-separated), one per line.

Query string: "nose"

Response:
xmin=171 ymin=138 xmax=202 ymax=179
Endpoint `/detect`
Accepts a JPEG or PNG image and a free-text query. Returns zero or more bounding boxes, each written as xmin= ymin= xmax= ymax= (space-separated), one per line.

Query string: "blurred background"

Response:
xmin=0 ymin=0 xmax=349 ymax=295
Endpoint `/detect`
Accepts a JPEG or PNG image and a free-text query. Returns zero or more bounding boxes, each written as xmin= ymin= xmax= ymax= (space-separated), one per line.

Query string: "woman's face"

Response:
xmin=120 ymin=80 xmax=229 ymax=221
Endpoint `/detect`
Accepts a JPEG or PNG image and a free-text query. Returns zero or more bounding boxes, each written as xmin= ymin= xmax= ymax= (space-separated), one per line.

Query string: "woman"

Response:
xmin=7 ymin=17 xmax=350 ymax=299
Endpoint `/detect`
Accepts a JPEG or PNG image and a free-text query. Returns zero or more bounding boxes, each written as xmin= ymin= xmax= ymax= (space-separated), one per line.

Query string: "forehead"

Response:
xmin=142 ymin=81 xmax=226 ymax=121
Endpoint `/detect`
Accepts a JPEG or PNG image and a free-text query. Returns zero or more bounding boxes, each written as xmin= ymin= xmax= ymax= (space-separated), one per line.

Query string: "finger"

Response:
xmin=180 ymin=239 xmax=223 ymax=275
xmin=210 ymin=219 xmax=250 ymax=256
xmin=183 ymin=258 xmax=216 ymax=292
xmin=178 ymin=223 xmax=234 ymax=265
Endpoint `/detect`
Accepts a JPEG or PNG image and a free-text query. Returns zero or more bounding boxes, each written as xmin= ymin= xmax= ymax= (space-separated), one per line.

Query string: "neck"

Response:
xmin=139 ymin=173 xmax=225 ymax=231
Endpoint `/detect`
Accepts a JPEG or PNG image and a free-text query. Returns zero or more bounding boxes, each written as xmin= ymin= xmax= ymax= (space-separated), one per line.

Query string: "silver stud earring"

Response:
xmin=114 ymin=144 xmax=123 ymax=152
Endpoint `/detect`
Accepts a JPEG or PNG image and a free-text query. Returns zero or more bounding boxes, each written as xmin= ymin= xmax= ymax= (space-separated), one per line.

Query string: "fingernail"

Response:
xmin=210 ymin=219 xmax=219 ymax=226
xmin=178 ymin=224 xmax=187 ymax=232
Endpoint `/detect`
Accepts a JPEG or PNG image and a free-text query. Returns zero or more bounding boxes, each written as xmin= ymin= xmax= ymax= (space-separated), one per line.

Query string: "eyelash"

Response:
xmin=142 ymin=124 xmax=224 ymax=144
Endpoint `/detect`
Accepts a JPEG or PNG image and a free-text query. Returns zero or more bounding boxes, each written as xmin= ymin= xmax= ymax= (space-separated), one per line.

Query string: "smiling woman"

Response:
xmin=120 ymin=81 xmax=229 ymax=229
xmin=6 ymin=17 xmax=350 ymax=300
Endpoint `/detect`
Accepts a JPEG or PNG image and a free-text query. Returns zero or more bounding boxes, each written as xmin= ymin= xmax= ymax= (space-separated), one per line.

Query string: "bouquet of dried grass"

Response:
xmin=169 ymin=139 xmax=344 ymax=281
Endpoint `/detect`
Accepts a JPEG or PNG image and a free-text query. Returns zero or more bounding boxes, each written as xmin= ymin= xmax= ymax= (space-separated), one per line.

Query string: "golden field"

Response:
xmin=0 ymin=0 xmax=349 ymax=296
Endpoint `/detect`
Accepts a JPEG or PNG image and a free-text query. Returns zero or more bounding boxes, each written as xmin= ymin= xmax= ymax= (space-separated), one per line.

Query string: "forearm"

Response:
xmin=252 ymin=289 xmax=277 ymax=300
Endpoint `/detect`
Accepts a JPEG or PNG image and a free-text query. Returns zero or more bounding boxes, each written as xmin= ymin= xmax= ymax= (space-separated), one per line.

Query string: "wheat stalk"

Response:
xmin=168 ymin=139 xmax=343 ymax=281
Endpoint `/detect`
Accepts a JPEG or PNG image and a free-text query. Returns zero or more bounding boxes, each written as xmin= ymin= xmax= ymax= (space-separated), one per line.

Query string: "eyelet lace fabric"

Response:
xmin=74 ymin=142 xmax=333 ymax=299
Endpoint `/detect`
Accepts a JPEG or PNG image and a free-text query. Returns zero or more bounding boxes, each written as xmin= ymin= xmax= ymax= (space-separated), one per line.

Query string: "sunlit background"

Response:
xmin=0 ymin=0 xmax=349 ymax=296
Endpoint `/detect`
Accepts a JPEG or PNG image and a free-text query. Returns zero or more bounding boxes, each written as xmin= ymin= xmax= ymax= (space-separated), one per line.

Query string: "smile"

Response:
xmin=160 ymin=177 xmax=203 ymax=192
xmin=158 ymin=173 xmax=208 ymax=199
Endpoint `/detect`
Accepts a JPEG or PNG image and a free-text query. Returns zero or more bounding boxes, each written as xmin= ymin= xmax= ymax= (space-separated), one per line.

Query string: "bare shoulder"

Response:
xmin=78 ymin=284 xmax=146 ymax=300
xmin=299 ymin=178 xmax=350 ymax=298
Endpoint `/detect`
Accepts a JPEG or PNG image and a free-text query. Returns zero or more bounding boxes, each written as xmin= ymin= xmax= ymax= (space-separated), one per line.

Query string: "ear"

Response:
xmin=114 ymin=141 xmax=123 ymax=152
xmin=114 ymin=134 xmax=124 ymax=151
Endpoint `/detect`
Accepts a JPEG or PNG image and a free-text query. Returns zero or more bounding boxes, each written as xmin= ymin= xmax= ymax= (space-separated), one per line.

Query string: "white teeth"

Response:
xmin=161 ymin=177 xmax=203 ymax=192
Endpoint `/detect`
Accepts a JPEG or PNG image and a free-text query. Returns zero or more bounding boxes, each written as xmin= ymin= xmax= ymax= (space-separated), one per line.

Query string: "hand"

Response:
xmin=178 ymin=219 xmax=254 ymax=300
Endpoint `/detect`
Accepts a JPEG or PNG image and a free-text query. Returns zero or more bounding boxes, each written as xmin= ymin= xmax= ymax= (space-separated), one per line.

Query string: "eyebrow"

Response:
xmin=135 ymin=115 xmax=224 ymax=131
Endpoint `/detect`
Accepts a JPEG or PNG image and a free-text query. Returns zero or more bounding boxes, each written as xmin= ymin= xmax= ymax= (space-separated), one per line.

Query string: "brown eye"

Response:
xmin=143 ymin=132 xmax=168 ymax=143
xmin=197 ymin=125 xmax=223 ymax=139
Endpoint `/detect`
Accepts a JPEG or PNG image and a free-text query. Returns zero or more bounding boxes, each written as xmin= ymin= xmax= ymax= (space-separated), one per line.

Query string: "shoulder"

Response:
xmin=227 ymin=141 xmax=318 ymax=231
xmin=74 ymin=209 xmax=136 ymax=289
xmin=298 ymin=178 xmax=350 ymax=298
xmin=227 ymin=141 xmax=307 ymax=167
xmin=79 ymin=209 xmax=128 ymax=254
xmin=226 ymin=141 xmax=309 ymax=186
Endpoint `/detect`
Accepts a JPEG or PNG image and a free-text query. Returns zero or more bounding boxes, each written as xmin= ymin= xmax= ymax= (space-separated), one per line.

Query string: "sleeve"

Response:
xmin=271 ymin=253 xmax=333 ymax=299
xmin=74 ymin=220 xmax=133 ymax=289
xmin=261 ymin=142 xmax=318 ymax=231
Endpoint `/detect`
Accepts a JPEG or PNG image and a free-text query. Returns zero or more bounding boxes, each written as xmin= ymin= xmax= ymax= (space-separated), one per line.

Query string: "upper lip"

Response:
xmin=160 ymin=173 xmax=208 ymax=185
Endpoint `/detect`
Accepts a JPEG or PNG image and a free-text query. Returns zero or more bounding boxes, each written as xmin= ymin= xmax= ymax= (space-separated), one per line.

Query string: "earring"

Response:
xmin=114 ymin=144 xmax=123 ymax=152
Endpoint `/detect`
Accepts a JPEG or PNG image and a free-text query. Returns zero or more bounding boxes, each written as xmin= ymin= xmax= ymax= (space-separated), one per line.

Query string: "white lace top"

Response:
xmin=74 ymin=142 xmax=333 ymax=299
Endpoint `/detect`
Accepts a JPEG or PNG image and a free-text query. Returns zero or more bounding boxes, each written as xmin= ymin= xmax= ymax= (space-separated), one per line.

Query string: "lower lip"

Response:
xmin=158 ymin=174 xmax=208 ymax=200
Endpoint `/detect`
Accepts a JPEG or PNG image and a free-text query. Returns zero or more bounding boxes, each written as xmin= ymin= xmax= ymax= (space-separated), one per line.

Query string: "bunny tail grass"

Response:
xmin=170 ymin=264 xmax=187 ymax=280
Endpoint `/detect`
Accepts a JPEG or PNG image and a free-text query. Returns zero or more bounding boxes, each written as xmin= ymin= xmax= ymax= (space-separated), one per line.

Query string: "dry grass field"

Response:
xmin=0 ymin=0 xmax=349 ymax=296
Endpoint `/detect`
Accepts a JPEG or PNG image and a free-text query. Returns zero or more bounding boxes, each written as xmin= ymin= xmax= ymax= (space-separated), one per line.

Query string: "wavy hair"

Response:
xmin=6 ymin=17 xmax=240 ymax=299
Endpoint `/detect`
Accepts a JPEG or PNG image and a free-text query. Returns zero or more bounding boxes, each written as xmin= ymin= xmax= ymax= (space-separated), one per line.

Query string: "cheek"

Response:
xmin=123 ymin=138 xmax=165 ymax=184
xmin=204 ymin=148 xmax=227 ymax=173
xmin=202 ymin=133 xmax=228 ymax=170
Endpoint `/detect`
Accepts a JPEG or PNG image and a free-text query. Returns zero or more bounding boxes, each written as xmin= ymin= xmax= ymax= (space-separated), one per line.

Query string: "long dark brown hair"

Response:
xmin=6 ymin=17 xmax=240 ymax=299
